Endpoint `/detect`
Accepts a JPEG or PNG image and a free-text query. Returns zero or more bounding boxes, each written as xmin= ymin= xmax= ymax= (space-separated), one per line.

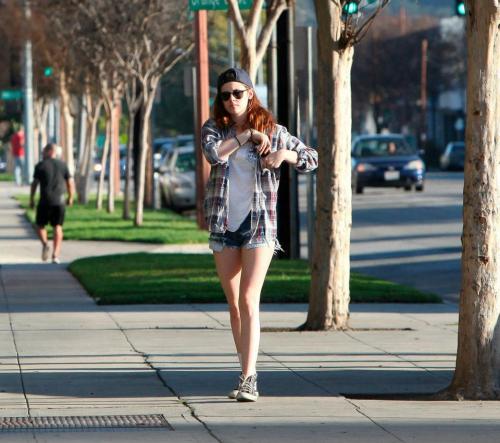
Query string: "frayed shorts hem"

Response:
xmin=209 ymin=239 xmax=275 ymax=253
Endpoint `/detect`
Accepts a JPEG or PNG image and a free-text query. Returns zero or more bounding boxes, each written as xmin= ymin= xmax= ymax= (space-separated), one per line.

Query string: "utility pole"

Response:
xmin=267 ymin=27 xmax=278 ymax=116
xmin=194 ymin=10 xmax=210 ymax=229
xmin=23 ymin=0 xmax=35 ymax=184
xmin=276 ymin=7 xmax=300 ymax=259
xmin=305 ymin=25 xmax=315 ymax=263
xmin=420 ymin=38 xmax=428 ymax=149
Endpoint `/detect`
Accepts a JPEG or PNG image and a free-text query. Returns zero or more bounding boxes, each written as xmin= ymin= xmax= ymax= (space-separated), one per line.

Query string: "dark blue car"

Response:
xmin=352 ymin=135 xmax=425 ymax=194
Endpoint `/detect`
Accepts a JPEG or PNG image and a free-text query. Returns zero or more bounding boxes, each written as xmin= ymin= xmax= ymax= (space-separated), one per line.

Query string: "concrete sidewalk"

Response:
xmin=1 ymin=182 xmax=499 ymax=442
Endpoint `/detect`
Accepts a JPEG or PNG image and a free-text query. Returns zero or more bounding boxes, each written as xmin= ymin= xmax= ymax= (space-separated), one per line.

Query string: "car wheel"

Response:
xmin=415 ymin=184 xmax=424 ymax=192
xmin=404 ymin=184 xmax=412 ymax=191
xmin=355 ymin=186 xmax=364 ymax=194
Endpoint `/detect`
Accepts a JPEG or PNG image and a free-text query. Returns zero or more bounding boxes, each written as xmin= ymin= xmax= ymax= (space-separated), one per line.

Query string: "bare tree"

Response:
xmin=123 ymin=79 xmax=142 ymax=220
xmin=33 ymin=1 xmax=81 ymax=175
xmin=96 ymin=66 xmax=124 ymax=212
xmin=227 ymin=0 xmax=290 ymax=81
xmin=303 ymin=0 xmax=389 ymax=330
xmin=94 ymin=0 xmax=193 ymax=226
xmin=77 ymin=79 xmax=103 ymax=205
xmin=443 ymin=0 xmax=500 ymax=400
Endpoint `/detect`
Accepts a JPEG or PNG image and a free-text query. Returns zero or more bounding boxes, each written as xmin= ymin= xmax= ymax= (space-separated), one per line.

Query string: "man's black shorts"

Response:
xmin=36 ymin=203 xmax=65 ymax=227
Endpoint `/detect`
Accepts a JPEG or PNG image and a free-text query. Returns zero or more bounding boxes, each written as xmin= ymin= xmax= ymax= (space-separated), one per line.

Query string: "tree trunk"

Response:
xmin=76 ymin=95 xmax=101 ymax=205
xmin=134 ymin=86 xmax=156 ymax=226
xmin=33 ymin=97 xmax=48 ymax=164
xmin=446 ymin=0 xmax=500 ymax=400
xmin=59 ymin=72 xmax=75 ymax=175
xmin=96 ymin=114 xmax=111 ymax=210
xmin=303 ymin=2 xmax=353 ymax=331
xmin=241 ymin=41 xmax=258 ymax=82
xmin=123 ymin=109 xmax=135 ymax=220
xmin=107 ymin=102 xmax=119 ymax=213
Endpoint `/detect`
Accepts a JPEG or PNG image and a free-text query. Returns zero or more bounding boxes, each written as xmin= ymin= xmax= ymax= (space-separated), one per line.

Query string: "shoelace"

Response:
xmin=239 ymin=375 xmax=257 ymax=394
xmin=235 ymin=374 xmax=244 ymax=390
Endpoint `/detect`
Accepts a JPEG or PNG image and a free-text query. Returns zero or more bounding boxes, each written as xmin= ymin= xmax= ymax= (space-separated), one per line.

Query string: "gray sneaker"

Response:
xmin=236 ymin=374 xmax=259 ymax=402
xmin=42 ymin=243 xmax=50 ymax=261
xmin=228 ymin=373 xmax=244 ymax=399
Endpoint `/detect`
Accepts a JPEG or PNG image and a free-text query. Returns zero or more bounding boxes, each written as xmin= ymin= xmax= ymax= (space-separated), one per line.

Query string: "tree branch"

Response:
xmin=227 ymin=0 xmax=247 ymax=41
xmin=352 ymin=0 xmax=390 ymax=45
xmin=256 ymin=1 xmax=288 ymax=64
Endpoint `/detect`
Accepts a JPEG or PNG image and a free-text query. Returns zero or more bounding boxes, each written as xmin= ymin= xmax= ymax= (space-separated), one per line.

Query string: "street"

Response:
xmin=300 ymin=172 xmax=464 ymax=303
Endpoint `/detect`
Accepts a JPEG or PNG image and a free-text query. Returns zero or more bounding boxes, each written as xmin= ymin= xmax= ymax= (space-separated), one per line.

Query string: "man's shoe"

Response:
xmin=236 ymin=374 xmax=259 ymax=402
xmin=52 ymin=257 xmax=60 ymax=264
xmin=228 ymin=373 xmax=244 ymax=399
xmin=42 ymin=244 xmax=50 ymax=261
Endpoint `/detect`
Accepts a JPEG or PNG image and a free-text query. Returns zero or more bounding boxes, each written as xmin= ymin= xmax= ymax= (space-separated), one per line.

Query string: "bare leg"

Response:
xmin=36 ymin=226 xmax=48 ymax=245
xmin=239 ymin=245 xmax=274 ymax=377
xmin=52 ymin=225 xmax=63 ymax=259
xmin=213 ymin=248 xmax=243 ymax=355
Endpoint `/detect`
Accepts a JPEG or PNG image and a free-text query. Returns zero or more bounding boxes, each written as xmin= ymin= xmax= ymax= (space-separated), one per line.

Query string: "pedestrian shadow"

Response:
xmin=0 ymin=356 xmax=454 ymax=398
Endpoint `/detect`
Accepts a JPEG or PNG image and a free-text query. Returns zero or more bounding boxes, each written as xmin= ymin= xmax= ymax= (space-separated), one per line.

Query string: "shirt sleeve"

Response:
xmin=33 ymin=164 xmax=40 ymax=181
xmin=277 ymin=126 xmax=318 ymax=173
xmin=201 ymin=119 xmax=228 ymax=166
xmin=64 ymin=163 xmax=71 ymax=180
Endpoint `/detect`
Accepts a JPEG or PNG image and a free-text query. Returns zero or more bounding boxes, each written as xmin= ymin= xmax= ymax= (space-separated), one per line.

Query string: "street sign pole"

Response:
xmin=194 ymin=10 xmax=211 ymax=229
xmin=23 ymin=0 xmax=35 ymax=184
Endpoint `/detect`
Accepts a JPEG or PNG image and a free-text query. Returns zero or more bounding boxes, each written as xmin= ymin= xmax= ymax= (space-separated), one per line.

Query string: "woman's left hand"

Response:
xmin=261 ymin=150 xmax=297 ymax=169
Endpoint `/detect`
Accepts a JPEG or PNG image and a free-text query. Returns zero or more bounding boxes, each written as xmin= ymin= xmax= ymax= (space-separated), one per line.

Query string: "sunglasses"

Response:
xmin=220 ymin=89 xmax=248 ymax=101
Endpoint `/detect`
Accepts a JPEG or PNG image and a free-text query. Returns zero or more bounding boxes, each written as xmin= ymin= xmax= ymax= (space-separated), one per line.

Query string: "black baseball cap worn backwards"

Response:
xmin=217 ymin=68 xmax=254 ymax=92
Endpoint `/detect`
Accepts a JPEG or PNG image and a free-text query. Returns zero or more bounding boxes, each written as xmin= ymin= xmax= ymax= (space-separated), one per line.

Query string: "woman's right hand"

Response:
xmin=250 ymin=130 xmax=271 ymax=156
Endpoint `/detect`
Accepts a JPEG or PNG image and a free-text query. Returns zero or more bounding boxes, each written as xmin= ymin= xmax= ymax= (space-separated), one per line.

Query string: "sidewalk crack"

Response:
xmin=105 ymin=311 xmax=224 ymax=443
xmin=345 ymin=397 xmax=407 ymax=443
xmin=343 ymin=330 xmax=451 ymax=382
xmin=0 ymin=266 xmax=32 ymax=417
xmin=190 ymin=304 xmax=227 ymax=328
xmin=261 ymin=349 xmax=335 ymax=395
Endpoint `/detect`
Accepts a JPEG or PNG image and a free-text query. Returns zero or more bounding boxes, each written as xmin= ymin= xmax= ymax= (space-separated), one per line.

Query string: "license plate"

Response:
xmin=384 ymin=170 xmax=400 ymax=181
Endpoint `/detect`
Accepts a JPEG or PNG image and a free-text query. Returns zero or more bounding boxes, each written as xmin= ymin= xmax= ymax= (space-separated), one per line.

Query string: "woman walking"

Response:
xmin=201 ymin=68 xmax=318 ymax=402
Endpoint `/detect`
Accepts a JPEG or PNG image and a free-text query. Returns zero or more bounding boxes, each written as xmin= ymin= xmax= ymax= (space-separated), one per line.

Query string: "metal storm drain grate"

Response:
xmin=0 ymin=415 xmax=173 ymax=431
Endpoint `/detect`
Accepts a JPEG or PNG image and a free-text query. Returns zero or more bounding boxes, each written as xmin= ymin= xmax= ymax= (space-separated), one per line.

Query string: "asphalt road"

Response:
xmin=299 ymin=172 xmax=464 ymax=303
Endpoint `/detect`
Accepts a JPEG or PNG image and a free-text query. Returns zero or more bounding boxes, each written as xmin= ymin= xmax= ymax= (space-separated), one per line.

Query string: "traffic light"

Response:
xmin=343 ymin=1 xmax=359 ymax=15
xmin=456 ymin=0 xmax=466 ymax=16
xmin=43 ymin=66 xmax=54 ymax=77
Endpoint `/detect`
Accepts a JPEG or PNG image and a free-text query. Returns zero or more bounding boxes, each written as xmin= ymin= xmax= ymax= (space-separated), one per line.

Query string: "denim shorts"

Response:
xmin=209 ymin=213 xmax=273 ymax=252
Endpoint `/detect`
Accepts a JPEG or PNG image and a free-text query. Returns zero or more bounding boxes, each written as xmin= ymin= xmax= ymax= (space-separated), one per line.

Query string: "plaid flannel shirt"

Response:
xmin=201 ymin=118 xmax=318 ymax=248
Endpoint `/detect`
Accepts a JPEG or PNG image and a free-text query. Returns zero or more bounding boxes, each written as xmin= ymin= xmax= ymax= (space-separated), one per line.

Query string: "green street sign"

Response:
xmin=0 ymin=90 xmax=23 ymax=101
xmin=189 ymin=0 xmax=253 ymax=11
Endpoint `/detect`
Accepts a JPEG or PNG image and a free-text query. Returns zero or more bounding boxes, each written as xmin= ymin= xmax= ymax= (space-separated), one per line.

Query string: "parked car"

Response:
xmin=440 ymin=141 xmax=465 ymax=171
xmin=352 ymin=134 xmax=426 ymax=194
xmin=153 ymin=137 xmax=176 ymax=156
xmin=175 ymin=134 xmax=194 ymax=148
xmin=93 ymin=145 xmax=130 ymax=180
xmin=159 ymin=145 xmax=196 ymax=210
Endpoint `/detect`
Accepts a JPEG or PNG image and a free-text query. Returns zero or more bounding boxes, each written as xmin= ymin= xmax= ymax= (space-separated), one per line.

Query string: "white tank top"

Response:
xmin=227 ymin=142 xmax=256 ymax=232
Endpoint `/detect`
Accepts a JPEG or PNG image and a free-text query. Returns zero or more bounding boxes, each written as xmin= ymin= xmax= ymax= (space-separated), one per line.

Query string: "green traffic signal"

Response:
xmin=456 ymin=0 xmax=465 ymax=16
xmin=44 ymin=66 xmax=54 ymax=77
xmin=343 ymin=1 xmax=359 ymax=15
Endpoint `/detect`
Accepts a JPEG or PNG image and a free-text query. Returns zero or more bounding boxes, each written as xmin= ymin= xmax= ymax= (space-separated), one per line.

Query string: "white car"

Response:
xmin=159 ymin=145 xmax=196 ymax=210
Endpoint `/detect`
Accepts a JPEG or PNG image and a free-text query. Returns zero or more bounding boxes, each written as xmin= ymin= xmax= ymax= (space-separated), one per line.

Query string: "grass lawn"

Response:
xmin=16 ymin=195 xmax=207 ymax=244
xmin=69 ymin=253 xmax=442 ymax=304
xmin=0 ymin=173 xmax=14 ymax=182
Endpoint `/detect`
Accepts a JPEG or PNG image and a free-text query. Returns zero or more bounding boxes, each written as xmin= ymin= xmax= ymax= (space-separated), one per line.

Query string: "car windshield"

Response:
xmin=175 ymin=152 xmax=195 ymax=172
xmin=353 ymin=138 xmax=415 ymax=157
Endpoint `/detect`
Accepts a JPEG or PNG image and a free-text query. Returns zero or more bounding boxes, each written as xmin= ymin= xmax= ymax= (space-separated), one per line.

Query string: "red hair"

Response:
xmin=213 ymin=91 xmax=275 ymax=135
